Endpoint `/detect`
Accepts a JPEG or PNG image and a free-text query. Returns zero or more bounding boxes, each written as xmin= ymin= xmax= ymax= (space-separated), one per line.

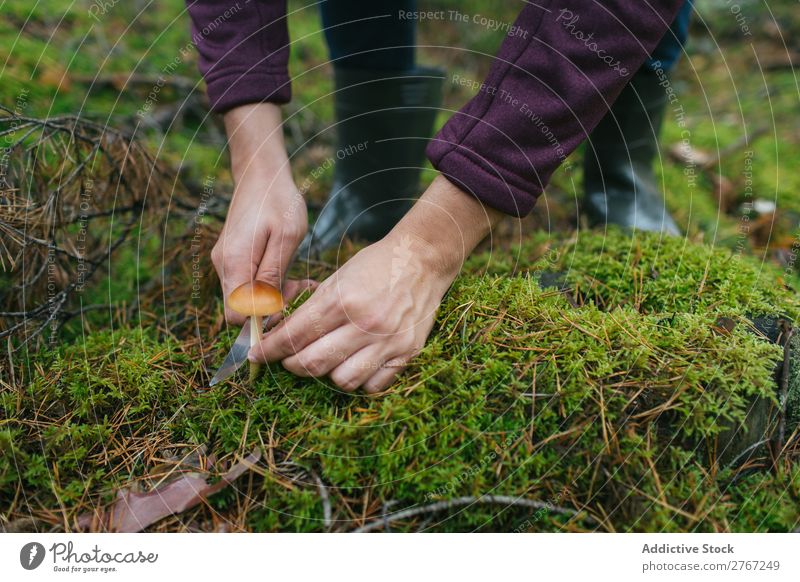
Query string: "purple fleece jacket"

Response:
xmin=187 ymin=0 xmax=683 ymax=216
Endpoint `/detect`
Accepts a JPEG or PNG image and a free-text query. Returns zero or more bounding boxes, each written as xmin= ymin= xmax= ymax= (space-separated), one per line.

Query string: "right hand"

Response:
xmin=213 ymin=103 xmax=310 ymax=325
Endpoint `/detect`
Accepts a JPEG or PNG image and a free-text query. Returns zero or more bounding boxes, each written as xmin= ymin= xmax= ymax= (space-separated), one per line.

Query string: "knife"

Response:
xmin=206 ymin=233 xmax=314 ymax=387
xmin=208 ymin=316 xmax=254 ymax=387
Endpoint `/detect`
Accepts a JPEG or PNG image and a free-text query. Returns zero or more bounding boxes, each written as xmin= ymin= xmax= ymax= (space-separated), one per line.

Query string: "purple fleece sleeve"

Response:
xmin=426 ymin=0 xmax=684 ymax=216
xmin=186 ymin=0 xmax=291 ymax=112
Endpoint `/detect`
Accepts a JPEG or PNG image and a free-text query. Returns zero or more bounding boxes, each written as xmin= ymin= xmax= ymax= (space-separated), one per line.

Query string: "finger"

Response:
xmin=328 ymin=344 xmax=390 ymax=393
xmin=256 ymin=230 xmax=300 ymax=291
xmin=264 ymin=279 xmax=319 ymax=330
xmin=283 ymin=278 xmax=319 ymax=302
xmin=362 ymin=356 xmax=410 ymax=394
xmin=249 ymin=291 xmax=348 ymax=363
xmin=281 ymin=325 xmax=371 ymax=378
xmin=224 ymin=306 xmax=247 ymax=327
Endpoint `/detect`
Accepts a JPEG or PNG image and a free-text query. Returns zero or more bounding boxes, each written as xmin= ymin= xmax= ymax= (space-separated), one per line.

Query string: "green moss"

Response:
xmin=3 ymin=232 xmax=798 ymax=531
xmin=552 ymin=229 xmax=798 ymax=319
xmin=3 ymin=0 xmax=800 ymax=532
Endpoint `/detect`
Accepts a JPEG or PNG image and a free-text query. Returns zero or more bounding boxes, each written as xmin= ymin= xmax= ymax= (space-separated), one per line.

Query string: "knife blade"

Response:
xmin=208 ymin=316 xmax=253 ymax=387
xmin=206 ymin=233 xmax=312 ymax=388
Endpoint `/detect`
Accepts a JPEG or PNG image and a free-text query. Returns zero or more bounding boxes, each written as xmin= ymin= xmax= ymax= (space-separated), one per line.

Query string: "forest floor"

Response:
xmin=1 ymin=0 xmax=799 ymax=532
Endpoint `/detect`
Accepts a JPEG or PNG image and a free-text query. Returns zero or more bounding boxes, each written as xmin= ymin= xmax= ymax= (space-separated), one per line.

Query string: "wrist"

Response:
xmin=387 ymin=175 xmax=503 ymax=280
xmin=224 ymin=102 xmax=291 ymax=183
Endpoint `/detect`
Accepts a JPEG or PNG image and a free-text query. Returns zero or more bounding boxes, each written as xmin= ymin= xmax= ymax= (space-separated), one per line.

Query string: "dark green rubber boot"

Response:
xmin=583 ymin=68 xmax=680 ymax=235
xmin=299 ymin=66 xmax=444 ymax=257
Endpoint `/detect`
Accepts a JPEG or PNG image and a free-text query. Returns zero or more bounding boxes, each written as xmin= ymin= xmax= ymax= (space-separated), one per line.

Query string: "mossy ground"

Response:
xmin=3 ymin=231 xmax=799 ymax=532
xmin=2 ymin=1 xmax=800 ymax=532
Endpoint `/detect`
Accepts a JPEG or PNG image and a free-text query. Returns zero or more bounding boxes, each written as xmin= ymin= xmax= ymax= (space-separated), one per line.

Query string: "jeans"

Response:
xmin=320 ymin=0 xmax=692 ymax=73
xmin=647 ymin=0 xmax=693 ymax=72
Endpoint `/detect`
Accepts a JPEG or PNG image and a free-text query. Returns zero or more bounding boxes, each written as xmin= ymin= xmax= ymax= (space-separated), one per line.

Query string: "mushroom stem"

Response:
xmin=227 ymin=281 xmax=282 ymax=385
xmin=249 ymin=315 xmax=261 ymax=383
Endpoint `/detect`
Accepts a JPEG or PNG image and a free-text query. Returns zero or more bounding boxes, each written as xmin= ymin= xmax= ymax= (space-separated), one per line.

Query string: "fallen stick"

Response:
xmin=776 ymin=326 xmax=794 ymax=454
xmin=353 ymin=494 xmax=595 ymax=533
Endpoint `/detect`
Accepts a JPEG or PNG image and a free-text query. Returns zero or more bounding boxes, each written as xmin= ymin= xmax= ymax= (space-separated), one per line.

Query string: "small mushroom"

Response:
xmin=228 ymin=281 xmax=284 ymax=383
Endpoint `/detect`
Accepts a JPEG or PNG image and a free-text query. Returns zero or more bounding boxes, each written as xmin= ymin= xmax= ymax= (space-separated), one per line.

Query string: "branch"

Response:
xmin=353 ymin=495 xmax=595 ymax=532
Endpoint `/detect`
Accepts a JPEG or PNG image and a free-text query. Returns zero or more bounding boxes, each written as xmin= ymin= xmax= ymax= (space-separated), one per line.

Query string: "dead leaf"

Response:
xmin=76 ymin=450 xmax=261 ymax=532
xmin=712 ymin=317 xmax=737 ymax=336
xmin=668 ymin=142 xmax=714 ymax=168
xmin=39 ymin=64 xmax=71 ymax=91
xmin=749 ymin=212 xmax=778 ymax=249
xmin=709 ymin=173 xmax=737 ymax=213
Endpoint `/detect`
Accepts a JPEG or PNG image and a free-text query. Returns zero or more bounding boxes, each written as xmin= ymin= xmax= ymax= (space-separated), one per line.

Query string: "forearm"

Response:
xmin=426 ymin=0 xmax=683 ymax=216
xmin=212 ymin=102 xmax=307 ymax=318
xmin=223 ymin=103 xmax=293 ymax=189
xmin=389 ymin=175 xmax=504 ymax=278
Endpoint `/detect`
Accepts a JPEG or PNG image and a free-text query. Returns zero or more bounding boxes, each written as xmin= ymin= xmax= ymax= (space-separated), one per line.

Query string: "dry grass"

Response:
xmin=0 ymin=106 xmax=177 ymax=350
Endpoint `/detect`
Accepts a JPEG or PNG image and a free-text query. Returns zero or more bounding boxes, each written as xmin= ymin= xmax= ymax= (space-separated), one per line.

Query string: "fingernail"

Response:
xmin=248 ymin=353 xmax=257 ymax=363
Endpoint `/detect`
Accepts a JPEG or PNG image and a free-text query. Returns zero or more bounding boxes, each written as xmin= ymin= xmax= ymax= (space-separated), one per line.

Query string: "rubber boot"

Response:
xmin=299 ymin=66 xmax=444 ymax=258
xmin=583 ymin=68 xmax=680 ymax=235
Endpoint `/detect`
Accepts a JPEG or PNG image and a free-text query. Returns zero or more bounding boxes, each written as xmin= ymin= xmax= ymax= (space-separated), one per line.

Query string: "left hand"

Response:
xmin=249 ymin=231 xmax=455 ymax=393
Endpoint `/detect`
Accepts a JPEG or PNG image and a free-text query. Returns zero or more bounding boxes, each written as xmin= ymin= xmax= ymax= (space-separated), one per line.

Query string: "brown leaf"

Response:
xmin=39 ymin=64 xmax=71 ymax=91
xmin=712 ymin=317 xmax=737 ymax=336
xmin=668 ymin=142 xmax=714 ymax=168
xmin=709 ymin=173 xmax=737 ymax=213
xmin=749 ymin=212 xmax=778 ymax=249
xmin=762 ymin=52 xmax=799 ymax=72
xmin=77 ymin=450 xmax=261 ymax=532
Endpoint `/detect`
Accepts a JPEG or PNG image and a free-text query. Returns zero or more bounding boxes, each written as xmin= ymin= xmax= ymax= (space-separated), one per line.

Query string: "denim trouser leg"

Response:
xmin=320 ymin=0 xmax=416 ymax=70
xmin=646 ymin=0 xmax=693 ymax=72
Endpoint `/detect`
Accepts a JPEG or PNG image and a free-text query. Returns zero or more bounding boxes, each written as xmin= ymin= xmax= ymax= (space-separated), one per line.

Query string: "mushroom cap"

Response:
xmin=228 ymin=281 xmax=284 ymax=316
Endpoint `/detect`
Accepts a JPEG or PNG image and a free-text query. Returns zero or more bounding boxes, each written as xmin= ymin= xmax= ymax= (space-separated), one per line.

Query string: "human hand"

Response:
xmin=249 ymin=175 xmax=503 ymax=392
xmin=249 ymin=232 xmax=453 ymax=392
xmin=213 ymin=103 xmax=309 ymax=325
